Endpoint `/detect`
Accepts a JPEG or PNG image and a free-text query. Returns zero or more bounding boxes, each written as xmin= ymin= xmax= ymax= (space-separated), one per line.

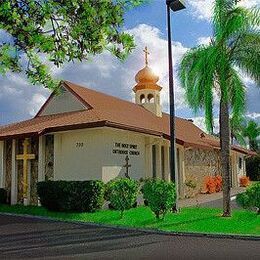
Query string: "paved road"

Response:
xmin=0 ymin=214 xmax=259 ymax=260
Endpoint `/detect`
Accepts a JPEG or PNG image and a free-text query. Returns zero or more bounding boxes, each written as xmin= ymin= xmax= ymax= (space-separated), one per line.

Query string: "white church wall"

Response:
xmin=52 ymin=127 xmax=147 ymax=183
xmin=53 ymin=128 xmax=105 ymax=181
xmin=100 ymin=128 xmax=146 ymax=183
xmin=40 ymin=87 xmax=86 ymax=116
xmin=0 ymin=141 xmax=4 ymax=188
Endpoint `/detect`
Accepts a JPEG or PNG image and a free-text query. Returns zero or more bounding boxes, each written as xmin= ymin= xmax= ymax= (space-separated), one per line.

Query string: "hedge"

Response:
xmin=246 ymin=156 xmax=260 ymax=181
xmin=0 ymin=188 xmax=7 ymax=204
xmin=37 ymin=180 xmax=104 ymax=212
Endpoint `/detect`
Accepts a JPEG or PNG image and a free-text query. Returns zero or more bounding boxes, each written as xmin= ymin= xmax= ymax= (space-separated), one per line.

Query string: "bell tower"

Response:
xmin=133 ymin=47 xmax=162 ymax=117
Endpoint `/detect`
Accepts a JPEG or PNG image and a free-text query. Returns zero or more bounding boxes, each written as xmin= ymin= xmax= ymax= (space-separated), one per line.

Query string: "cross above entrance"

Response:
xmin=16 ymin=138 xmax=36 ymax=201
xmin=123 ymin=156 xmax=131 ymax=179
xmin=143 ymin=46 xmax=150 ymax=66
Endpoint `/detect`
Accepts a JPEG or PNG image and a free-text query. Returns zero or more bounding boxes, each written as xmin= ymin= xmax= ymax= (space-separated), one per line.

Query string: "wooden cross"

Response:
xmin=123 ymin=156 xmax=131 ymax=179
xmin=16 ymin=138 xmax=35 ymax=200
xmin=143 ymin=46 xmax=150 ymax=66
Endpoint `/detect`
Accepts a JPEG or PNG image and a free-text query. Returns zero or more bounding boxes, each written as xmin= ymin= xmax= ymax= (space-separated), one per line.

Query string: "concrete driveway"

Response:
xmin=0 ymin=214 xmax=259 ymax=260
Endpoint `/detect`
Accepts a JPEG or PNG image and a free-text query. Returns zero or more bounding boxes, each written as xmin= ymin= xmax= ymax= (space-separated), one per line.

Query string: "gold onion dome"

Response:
xmin=133 ymin=47 xmax=162 ymax=93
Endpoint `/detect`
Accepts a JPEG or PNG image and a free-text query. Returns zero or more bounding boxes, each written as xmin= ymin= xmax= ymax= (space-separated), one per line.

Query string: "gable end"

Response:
xmin=36 ymin=83 xmax=90 ymax=117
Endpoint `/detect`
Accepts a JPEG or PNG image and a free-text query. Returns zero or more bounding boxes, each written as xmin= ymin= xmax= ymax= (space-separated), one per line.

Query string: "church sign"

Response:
xmin=112 ymin=142 xmax=140 ymax=156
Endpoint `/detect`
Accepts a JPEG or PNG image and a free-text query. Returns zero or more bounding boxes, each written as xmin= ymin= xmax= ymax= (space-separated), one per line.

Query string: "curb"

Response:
xmin=1 ymin=212 xmax=259 ymax=241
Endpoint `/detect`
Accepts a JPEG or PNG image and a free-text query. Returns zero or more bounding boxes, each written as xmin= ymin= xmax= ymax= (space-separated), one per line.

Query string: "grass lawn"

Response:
xmin=0 ymin=205 xmax=259 ymax=236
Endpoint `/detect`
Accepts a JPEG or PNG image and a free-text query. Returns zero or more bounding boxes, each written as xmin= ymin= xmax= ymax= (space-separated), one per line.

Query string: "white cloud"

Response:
xmin=0 ymin=74 xmax=49 ymax=125
xmin=192 ymin=116 xmax=220 ymax=134
xmin=246 ymin=113 xmax=260 ymax=121
xmin=197 ymin=36 xmax=211 ymax=45
xmin=28 ymin=93 xmax=47 ymax=116
xmin=188 ymin=0 xmax=260 ymax=21
xmin=188 ymin=0 xmax=214 ymax=21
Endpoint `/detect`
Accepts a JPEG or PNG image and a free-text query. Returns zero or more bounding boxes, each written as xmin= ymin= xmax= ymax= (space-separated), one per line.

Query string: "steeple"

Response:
xmin=133 ymin=47 xmax=162 ymax=117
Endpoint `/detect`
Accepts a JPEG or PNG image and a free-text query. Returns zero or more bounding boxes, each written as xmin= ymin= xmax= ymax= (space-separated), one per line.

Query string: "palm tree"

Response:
xmin=230 ymin=116 xmax=246 ymax=146
xmin=242 ymin=120 xmax=260 ymax=151
xmin=179 ymin=0 xmax=260 ymax=217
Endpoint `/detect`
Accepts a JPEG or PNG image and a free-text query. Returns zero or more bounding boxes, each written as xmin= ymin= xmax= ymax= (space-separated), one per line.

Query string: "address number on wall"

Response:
xmin=76 ymin=142 xmax=84 ymax=148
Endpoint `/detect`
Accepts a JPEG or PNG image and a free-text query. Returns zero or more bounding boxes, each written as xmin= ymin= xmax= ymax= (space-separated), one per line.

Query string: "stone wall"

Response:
xmin=184 ymin=148 xmax=221 ymax=196
xmin=4 ymin=140 xmax=12 ymax=203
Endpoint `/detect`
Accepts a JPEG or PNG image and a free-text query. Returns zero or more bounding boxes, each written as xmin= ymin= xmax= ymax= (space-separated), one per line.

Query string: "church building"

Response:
xmin=0 ymin=48 xmax=254 ymax=205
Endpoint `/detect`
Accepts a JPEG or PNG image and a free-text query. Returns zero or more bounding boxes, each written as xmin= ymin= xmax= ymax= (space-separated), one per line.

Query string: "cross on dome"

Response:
xmin=143 ymin=46 xmax=150 ymax=66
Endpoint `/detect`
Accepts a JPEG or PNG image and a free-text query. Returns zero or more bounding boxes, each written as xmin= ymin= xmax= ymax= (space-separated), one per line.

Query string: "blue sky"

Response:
xmin=124 ymin=0 xmax=212 ymax=47
xmin=0 ymin=0 xmax=259 ymax=131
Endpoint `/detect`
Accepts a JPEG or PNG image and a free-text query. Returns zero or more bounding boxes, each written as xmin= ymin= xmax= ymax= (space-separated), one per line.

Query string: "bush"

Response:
xmin=236 ymin=182 xmax=260 ymax=214
xmin=246 ymin=155 xmax=260 ymax=181
xmin=239 ymin=176 xmax=250 ymax=187
xmin=105 ymin=178 xmax=139 ymax=218
xmin=142 ymin=179 xmax=176 ymax=220
xmin=0 ymin=188 xmax=7 ymax=204
xmin=204 ymin=176 xmax=216 ymax=194
xmin=37 ymin=180 xmax=104 ymax=212
xmin=214 ymin=175 xmax=222 ymax=192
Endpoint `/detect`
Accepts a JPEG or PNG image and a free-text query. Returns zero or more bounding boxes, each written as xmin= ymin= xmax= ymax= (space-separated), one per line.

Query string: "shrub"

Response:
xmin=105 ymin=178 xmax=139 ymax=218
xmin=236 ymin=182 xmax=260 ymax=214
xmin=142 ymin=179 xmax=176 ymax=220
xmin=204 ymin=176 xmax=216 ymax=194
xmin=239 ymin=176 xmax=250 ymax=187
xmin=37 ymin=180 xmax=104 ymax=212
xmin=214 ymin=175 xmax=222 ymax=192
xmin=246 ymin=155 xmax=260 ymax=181
xmin=0 ymin=188 xmax=7 ymax=204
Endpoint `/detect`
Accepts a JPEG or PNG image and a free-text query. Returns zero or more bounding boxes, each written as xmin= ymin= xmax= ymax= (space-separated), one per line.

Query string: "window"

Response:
xmin=147 ymin=94 xmax=154 ymax=103
xmin=140 ymin=94 xmax=145 ymax=104
xmin=239 ymin=157 xmax=243 ymax=170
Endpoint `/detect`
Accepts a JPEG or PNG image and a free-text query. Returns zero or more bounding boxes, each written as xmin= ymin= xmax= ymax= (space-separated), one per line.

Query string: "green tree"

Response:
xmin=179 ymin=0 xmax=260 ymax=217
xmin=242 ymin=120 xmax=260 ymax=151
xmin=0 ymin=0 xmax=145 ymax=90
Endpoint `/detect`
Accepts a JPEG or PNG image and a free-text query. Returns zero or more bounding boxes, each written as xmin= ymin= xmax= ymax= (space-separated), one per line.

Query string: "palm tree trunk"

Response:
xmin=220 ymin=97 xmax=231 ymax=217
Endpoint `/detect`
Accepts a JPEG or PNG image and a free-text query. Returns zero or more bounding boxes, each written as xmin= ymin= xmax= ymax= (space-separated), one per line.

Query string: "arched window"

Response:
xmin=148 ymin=94 xmax=154 ymax=103
xmin=140 ymin=94 xmax=145 ymax=104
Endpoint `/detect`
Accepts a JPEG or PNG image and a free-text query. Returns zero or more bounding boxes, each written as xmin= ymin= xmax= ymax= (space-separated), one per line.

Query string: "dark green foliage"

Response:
xmin=236 ymin=182 xmax=260 ymax=214
xmin=242 ymin=120 xmax=260 ymax=152
xmin=142 ymin=179 xmax=176 ymax=220
xmin=105 ymin=178 xmax=139 ymax=218
xmin=0 ymin=188 xmax=7 ymax=204
xmin=246 ymin=155 xmax=260 ymax=181
xmin=0 ymin=0 xmax=146 ymax=90
xmin=37 ymin=181 xmax=104 ymax=212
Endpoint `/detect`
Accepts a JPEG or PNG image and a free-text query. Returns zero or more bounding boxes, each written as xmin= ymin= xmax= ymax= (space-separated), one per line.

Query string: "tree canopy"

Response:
xmin=243 ymin=120 xmax=260 ymax=151
xmin=179 ymin=0 xmax=260 ymax=217
xmin=0 ymin=0 xmax=145 ymax=90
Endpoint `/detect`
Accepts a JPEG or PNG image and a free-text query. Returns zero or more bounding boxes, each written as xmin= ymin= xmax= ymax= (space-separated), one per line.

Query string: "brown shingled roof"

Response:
xmin=0 ymin=81 xmax=255 ymax=156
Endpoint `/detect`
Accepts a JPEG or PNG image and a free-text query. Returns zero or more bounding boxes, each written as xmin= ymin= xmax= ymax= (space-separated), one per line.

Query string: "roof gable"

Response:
xmin=36 ymin=83 xmax=90 ymax=117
